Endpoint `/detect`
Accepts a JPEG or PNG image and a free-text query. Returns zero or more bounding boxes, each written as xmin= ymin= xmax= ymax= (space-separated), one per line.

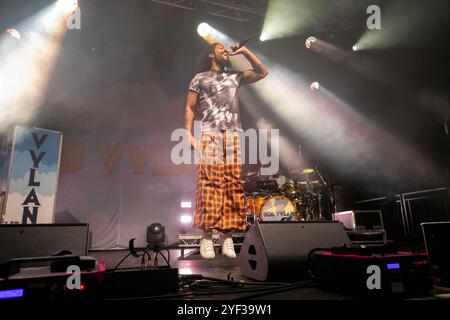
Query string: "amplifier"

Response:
xmin=0 ymin=261 xmax=104 ymax=302
xmin=311 ymin=250 xmax=432 ymax=297
xmin=0 ymin=224 xmax=89 ymax=265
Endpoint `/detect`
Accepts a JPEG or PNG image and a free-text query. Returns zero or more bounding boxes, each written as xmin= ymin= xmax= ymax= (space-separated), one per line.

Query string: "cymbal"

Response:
xmin=243 ymin=171 xmax=259 ymax=178
xmin=288 ymin=167 xmax=315 ymax=175
xmin=300 ymin=180 xmax=321 ymax=184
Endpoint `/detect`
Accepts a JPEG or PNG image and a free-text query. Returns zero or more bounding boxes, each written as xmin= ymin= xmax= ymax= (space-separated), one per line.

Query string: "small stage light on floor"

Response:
xmin=125 ymin=223 xmax=171 ymax=270
xmin=352 ymin=45 xmax=358 ymax=52
xmin=147 ymin=223 xmax=165 ymax=249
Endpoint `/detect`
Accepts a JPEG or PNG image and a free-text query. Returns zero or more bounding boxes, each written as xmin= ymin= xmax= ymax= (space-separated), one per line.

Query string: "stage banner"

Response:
xmin=2 ymin=126 xmax=63 ymax=224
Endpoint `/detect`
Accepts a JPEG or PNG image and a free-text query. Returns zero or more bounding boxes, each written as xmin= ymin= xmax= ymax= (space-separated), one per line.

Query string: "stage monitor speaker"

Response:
xmin=0 ymin=224 xmax=89 ymax=264
xmin=238 ymin=221 xmax=351 ymax=282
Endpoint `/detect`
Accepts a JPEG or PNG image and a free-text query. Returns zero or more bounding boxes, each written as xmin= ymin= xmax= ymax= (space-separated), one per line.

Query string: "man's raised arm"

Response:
xmin=229 ymin=45 xmax=269 ymax=85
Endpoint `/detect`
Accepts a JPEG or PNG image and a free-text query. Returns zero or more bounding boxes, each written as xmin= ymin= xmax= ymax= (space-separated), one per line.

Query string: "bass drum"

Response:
xmin=258 ymin=195 xmax=297 ymax=222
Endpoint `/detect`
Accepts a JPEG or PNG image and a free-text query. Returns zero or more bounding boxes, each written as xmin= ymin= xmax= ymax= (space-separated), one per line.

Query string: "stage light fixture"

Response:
xmin=147 ymin=223 xmax=165 ymax=247
xmin=310 ymin=82 xmax=320 ymax=91
xmin=180 ymin=201 xmax=192 ymax=208
xmin=305 ymin=36 xmax=317 ymax=49
xmin=352 ymin=45 xmax=358 ymax=52
xmin=197 ymin=22 xmax=212 ymax=37
xmin=180 ymin=215 xmax=192 ymax=224
xmin=5 ymin=28 xmax=21 ymax=40
xmin=56 ymin=0 xmax=78 ymax=13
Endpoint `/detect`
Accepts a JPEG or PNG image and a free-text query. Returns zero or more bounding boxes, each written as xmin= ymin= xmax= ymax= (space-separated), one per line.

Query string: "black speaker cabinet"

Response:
xmin=238 ymin=221 xmax=351 ymax=282
xmin=0 ymin=224 xmax=89 ymax=264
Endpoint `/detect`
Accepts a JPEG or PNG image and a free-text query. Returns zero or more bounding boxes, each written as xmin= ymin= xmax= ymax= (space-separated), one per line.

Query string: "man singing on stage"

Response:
xmin=184 ymin=41 xmax=268 ymax=259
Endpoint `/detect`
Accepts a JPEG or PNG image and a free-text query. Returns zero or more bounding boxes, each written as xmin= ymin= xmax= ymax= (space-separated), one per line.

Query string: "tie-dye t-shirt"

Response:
xmin=189 ymin=71 xmax=243 ymax=132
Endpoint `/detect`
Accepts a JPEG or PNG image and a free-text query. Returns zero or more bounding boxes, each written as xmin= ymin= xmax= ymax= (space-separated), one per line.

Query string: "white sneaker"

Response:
xmin=222 ymin=237 xmax=237 ymax=259
xmin=200 ymin=238 xmax=215 ymax=259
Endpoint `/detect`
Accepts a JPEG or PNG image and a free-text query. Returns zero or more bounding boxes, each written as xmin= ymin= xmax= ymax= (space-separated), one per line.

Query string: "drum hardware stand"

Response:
xmin=317 ymin=190 xmax=323 ymax=220
xmin=315 ymin=165 xmax=335 ymax=218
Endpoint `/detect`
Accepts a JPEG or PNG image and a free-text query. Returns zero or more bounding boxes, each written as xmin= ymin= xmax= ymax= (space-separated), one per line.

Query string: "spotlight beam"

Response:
xmin=354 ymin=1 xmax=448 ymax=50
xmin=0 ymin=2 xmax=71 ymax=129
xmin=196 ymin=22 xmax=234 ymax=46
xmin=260 ymin=1 xmax=348 ymax=42
xmin=305 ymin=37 xmax=405 ymax=88
xmin=56 ymin=0 xmax=78 ymax=15
xmin=247 ymin=62 xmax=438 ymax=186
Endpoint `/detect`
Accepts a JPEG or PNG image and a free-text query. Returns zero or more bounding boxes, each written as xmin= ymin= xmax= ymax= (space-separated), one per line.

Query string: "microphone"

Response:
xmin=231 ymin=36 xmax=251 ymax=52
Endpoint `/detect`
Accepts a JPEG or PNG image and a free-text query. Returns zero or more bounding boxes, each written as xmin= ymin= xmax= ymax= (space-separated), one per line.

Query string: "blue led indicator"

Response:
xmin=387 ymin=263 xmax=400 ymax=270
xmin=0 ymin=289 xmax=24 ymax=300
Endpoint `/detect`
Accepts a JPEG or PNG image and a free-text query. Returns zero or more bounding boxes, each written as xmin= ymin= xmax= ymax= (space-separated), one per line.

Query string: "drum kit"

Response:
xmin=243 ymin=167 xmax=328 ymax=224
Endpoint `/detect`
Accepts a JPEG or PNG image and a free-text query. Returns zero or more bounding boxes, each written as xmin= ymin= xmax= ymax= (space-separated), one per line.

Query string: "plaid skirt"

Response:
xmin=194 ymin=130 xmax=247 ymax=232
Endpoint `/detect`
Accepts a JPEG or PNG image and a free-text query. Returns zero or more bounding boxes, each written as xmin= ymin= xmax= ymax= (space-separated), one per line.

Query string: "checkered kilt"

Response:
xmin=194 ymin=130 xmax=247 ymax=232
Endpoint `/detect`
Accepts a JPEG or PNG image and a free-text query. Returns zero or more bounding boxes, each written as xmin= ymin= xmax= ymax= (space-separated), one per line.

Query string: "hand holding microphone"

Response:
xmin=229 ymin=37 xmax=251 ymax=56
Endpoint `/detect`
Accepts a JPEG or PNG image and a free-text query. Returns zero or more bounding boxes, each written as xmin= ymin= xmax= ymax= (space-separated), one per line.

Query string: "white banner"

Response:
xmin=2 ymin=126 xmax=63 ymax=224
